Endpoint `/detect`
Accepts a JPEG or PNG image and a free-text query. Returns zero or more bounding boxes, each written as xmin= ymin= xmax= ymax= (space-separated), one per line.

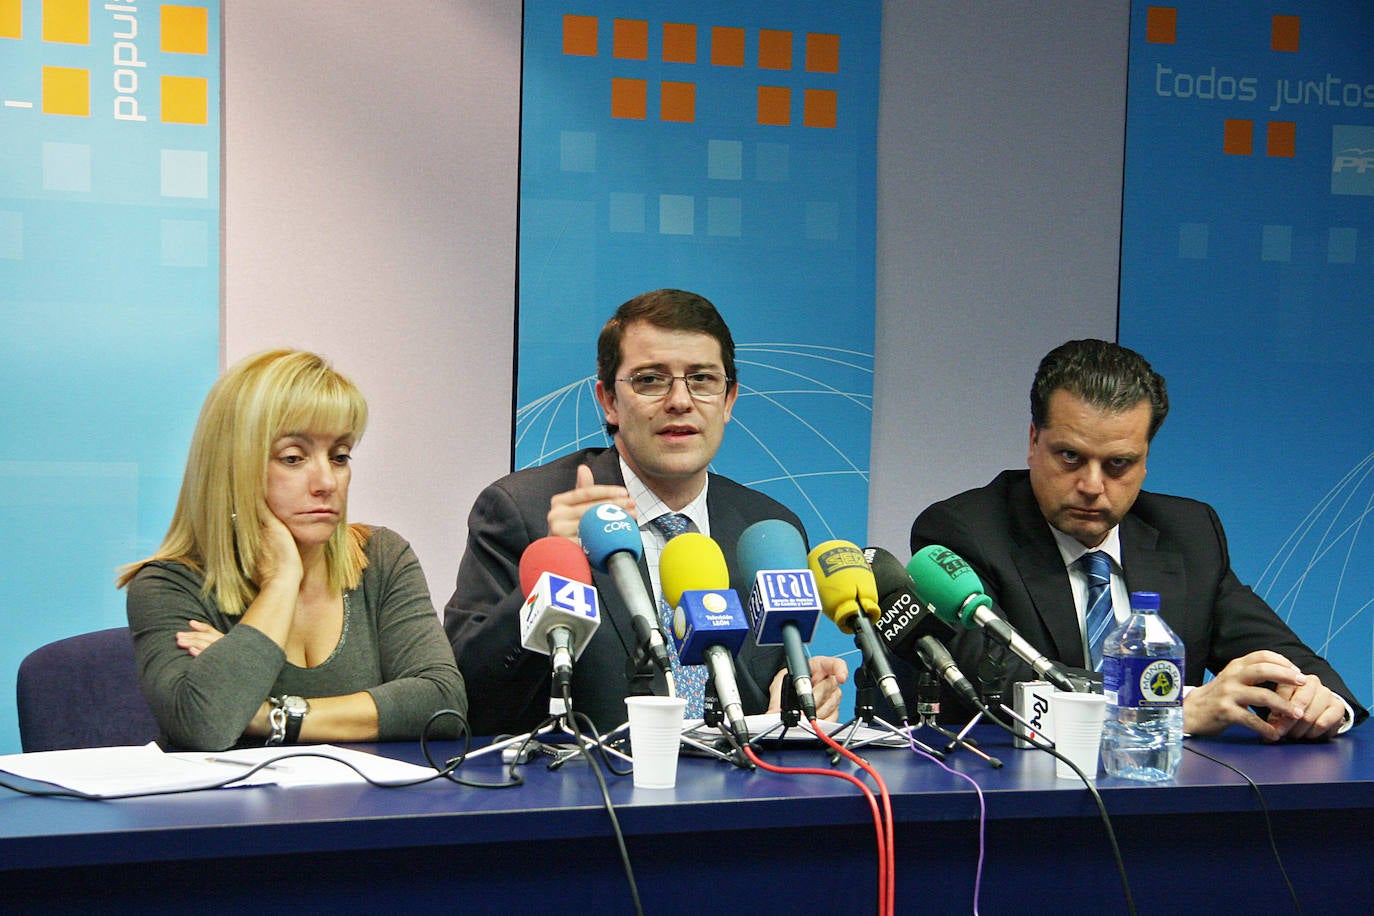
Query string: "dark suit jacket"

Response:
xmin=910 ymin=469 xmax=1367 ymax=724
xmin=445 ymin=447 xmax=798 ymax=735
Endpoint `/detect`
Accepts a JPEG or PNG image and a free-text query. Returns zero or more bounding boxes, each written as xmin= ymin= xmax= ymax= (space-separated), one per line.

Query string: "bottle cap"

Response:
xmin=1129 ymin=590 xmax=1161 ymax=611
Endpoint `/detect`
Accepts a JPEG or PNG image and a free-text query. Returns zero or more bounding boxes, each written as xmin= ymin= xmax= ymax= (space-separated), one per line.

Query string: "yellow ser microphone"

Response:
xmin=807 ymin=539 xmax=910 ymax=724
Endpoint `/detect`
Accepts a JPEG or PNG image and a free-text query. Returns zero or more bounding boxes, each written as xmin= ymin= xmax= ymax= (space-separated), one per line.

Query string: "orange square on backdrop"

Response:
xmin=712 ymin=26 xmax=745 ymax=67
xmin=663 ymin=22 xmax=696 ymax=63
xmin=613 ymin=18 xmax=647 ymax=60
xmin=1145 ymin=7 xmax=1176 ymax=44
xmin=563 ymin=15 xmax=597 ymax=56
xmin=42 ymin=66 xmax=89 ymax=116
xmin=804 ymin=89 xmax=836 ymax=128
xmin=806 ymin=33 xmax=840 ymax=73
xmin=1266 ymin=121 xmax=1295 ymax=157
xmin=43 ymin=0 xmax=88 ymax=44
xmin=1223 ymin=119 xmax=1253 ymax=156
xmin=162 ymin=75 xmax=207 ymax=123
xmin=611 ymin=77 xmax=647 ymax=119
xmin=161 ymin=5 xmax=208 ymax=54
xmin=1 ymin=0 xmax=22 ymax=40
xmin=1271 ymin=15 xmax=1299 ymax=52
xmin=758 ymin=85 xmax=790 ymax=126
xmin=759 ymin=30 xmax=792 ymax=70
xmin=661 ymin=81 xmax=695 ymax=122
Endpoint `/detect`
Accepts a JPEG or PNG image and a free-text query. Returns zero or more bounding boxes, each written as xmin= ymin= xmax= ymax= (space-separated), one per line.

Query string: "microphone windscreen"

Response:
xmin=905 ymin=544 xmax=993 ymax=628
xmin=807 ymin=539 xmax=880 ymax=632
xmin=866 ymin=546 xmax=916 ymax=605
xmin=519 ymin=536 xmax=593 ymax=595
xmin=578 ymin=503 xmax=643 ymax=572
xmin=659 ymin=532 xmax=729 ymax=609
xmin=738 ymin=519 xmax=808 ymax=583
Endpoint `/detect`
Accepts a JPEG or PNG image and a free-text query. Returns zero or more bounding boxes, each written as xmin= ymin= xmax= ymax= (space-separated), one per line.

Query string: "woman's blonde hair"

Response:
xmin=118 ymin=349 xmax=370 ymax=615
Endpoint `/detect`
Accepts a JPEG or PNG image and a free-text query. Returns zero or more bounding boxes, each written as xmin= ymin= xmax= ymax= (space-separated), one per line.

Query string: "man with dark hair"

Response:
xmin=447 ymin=289 xmax=847 ymax=736
xmin=912 ymin=338 xmax=1365 ymax=740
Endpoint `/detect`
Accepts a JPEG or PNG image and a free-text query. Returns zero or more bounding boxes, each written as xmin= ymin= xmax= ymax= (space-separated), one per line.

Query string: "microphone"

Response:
xmin=578 ymin=503 xmax=672 ymax=676
xmin=865 ymin=546 xmax=981 ymax=713
xmin=806 ymin=540 xmax=910 ymax=724
xmin=518 ymin=537 xmax=601 ymax=698
xmin=659 ymin=532 xmax=752 ymax=742
xmin=738 ymin=519 xmax=821 ymax=722
xmin=905 ymin=544 xmax=1080 ymax=694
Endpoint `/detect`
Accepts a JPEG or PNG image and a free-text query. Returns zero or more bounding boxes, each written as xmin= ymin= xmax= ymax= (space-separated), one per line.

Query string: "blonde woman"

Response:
xmin=120 ymin=350 xmax=465 ymax=751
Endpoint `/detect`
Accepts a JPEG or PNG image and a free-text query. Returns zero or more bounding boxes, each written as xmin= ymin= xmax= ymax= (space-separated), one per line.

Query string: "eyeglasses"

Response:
xmin=616 ymin=370 xmax=733 ymax=398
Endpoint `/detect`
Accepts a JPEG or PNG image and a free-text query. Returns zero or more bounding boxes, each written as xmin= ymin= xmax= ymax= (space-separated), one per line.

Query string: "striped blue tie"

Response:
xmin=650 ymin=513 xmax=706 ymax=717
xmin=1082 ymin=551 xmax=1115 ymax=671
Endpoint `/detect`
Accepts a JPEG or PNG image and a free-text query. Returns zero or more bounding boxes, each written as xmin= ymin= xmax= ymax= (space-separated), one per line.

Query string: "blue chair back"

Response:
xmin=16 ymin=627 xmax=160 ymax=752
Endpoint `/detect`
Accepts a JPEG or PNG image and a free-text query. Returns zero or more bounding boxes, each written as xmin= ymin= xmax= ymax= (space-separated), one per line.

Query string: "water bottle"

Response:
xmin=1099 ymin=591 xmax=1184 ymax=781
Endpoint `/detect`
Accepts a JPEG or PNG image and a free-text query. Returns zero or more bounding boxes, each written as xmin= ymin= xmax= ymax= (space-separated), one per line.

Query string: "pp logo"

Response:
xmin=1331 ymin=125 xmax=1374 ymax=197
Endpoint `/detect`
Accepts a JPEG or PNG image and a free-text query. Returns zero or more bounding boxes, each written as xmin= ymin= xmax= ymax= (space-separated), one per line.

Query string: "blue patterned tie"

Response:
xmin=650 ymin=513 xmax=706 ymax=717
xmin=1081 ymin=551 xmax=1115 ymax=671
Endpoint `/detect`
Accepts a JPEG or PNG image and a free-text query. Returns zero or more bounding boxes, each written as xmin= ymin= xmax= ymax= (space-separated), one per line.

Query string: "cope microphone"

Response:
xmin=738 ymin=519 xmax=821 ymax=722
xmin=865 ymin=546 xmax=981 ymax=712
xmin=518 ymin=537 xmax=601 ymax=698
xmin=578 ymin=503 xmax=672 ymax=676
xmin=905 ymin=545 xmax=1080 ymax=694
xmin=660 ymin=532 xmax=752 ymax=742
xmin=807 ymin=540 xmax=909 ymax=724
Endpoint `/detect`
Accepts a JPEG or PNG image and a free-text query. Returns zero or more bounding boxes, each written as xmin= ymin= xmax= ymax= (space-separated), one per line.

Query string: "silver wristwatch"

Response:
xmin=267 ymin=694 xmax=310 ymax=745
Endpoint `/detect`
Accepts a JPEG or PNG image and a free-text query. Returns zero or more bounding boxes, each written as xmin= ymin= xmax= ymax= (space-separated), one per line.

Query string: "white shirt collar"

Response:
xmin=619 ymin=457 xmax=711 ymax=537
xmin=1050 ymin=523 xmax=1123 ymax=572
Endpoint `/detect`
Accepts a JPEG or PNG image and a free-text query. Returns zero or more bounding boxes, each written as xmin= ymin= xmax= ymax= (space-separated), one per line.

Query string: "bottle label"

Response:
xmin=1103 ymin=656 xmax=1183 ymax=708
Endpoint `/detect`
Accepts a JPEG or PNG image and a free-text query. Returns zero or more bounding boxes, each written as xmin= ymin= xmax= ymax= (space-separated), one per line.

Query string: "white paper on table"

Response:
xmin=0 ymin=743 xmax=438 ymax=797
xmin=173 ymin=744 xmax=439 ymax=787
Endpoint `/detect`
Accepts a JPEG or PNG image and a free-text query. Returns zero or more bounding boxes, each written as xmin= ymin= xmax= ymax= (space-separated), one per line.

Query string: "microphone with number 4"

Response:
xmin=518 ymin=536 xmax=601 ymax=699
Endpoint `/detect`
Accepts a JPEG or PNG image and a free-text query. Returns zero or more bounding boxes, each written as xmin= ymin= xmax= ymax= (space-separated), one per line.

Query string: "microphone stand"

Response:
xmin=914 ymin=671 xmax=1003 ymax=768
xmin=464 ymin=680 xmax=634 ymax=767
xmin=828 ymin=668 xmax=945 ymax=759
xmin=677 ymin=681 xmax=754 ymax=768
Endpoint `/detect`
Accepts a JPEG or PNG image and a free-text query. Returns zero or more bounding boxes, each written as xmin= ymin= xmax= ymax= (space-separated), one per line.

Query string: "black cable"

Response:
xmin=1183 ymin=743 xmax=1301 ymax=916
xmin=422 ymin=707 xmax=525 ymax=789
xmin=986 ymin=703 xmax=1136 ymax=916
xmin=566 ymin=699 xmax=643 ymax=916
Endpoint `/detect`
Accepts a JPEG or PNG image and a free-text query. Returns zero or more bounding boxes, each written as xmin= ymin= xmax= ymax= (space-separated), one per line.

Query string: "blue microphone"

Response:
xmin=738 ymin=519 xmax=821 ymax=720
xmin=578 ymin=503 xmax=670 ymax=674
xmin=661 ymin=532 xmax=752 ymax=741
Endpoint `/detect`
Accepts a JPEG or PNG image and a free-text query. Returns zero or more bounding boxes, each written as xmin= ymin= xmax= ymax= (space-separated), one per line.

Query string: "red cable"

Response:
xmin=814 ymin=724 xmax=896 ymax=916
xmin=743 ymin=745 xmax=888 ymax=915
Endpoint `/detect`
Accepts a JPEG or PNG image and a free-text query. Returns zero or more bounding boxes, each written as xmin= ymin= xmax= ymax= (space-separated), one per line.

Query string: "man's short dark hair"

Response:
xmin=597 ymin=289 xmax=737 ymax=436
xmin=1031 ymin=339 xmax=1170 ymax=441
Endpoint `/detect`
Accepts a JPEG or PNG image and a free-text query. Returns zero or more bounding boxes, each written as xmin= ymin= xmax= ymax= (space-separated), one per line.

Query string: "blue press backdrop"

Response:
xmin=1120 ymin=2 xmax=1374 ymax=707
xmin=515 ymin=1 xmax=881 ymax=706
xmin=0 ymin=1 xmax=221 ymax=753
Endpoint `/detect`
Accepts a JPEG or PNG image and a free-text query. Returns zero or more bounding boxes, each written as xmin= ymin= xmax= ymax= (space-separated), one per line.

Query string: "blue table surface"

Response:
xmin=1 ymin=723 xmax=1370 ymax=872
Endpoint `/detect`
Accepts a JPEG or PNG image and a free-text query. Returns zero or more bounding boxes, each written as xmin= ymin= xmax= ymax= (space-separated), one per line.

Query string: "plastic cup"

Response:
xmin=1050 ymin=691 xmax=1106 ymax=780
xmin=625 ymin=696 xmax=687 ymax=788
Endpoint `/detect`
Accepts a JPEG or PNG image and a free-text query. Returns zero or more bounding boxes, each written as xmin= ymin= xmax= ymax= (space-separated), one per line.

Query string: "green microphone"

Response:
xmin=906 ymin=545 xmax=1079 ymax=693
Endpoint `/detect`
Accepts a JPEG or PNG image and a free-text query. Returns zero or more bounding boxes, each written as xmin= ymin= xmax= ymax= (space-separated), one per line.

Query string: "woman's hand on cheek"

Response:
xmin=257 ymin=507 xmax=304 ymax=590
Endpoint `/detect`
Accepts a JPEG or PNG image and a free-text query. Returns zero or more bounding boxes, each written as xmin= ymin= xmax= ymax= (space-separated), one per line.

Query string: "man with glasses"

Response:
xmin=445 ymin=289 xmax=847 ymax=736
